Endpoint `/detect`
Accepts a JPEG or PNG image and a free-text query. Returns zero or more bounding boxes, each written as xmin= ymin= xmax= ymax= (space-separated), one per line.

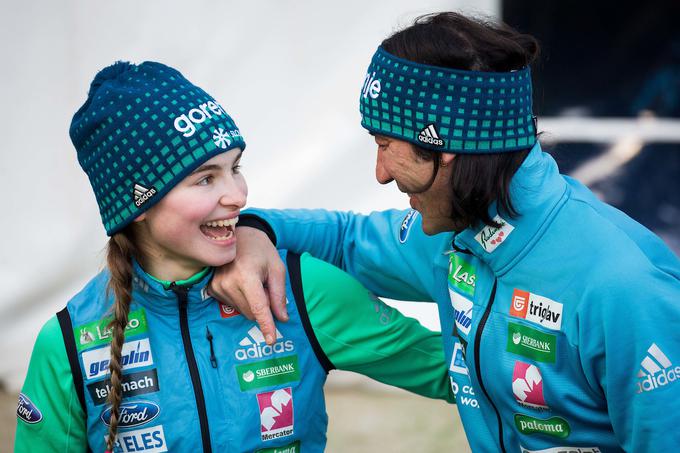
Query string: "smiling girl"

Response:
xmin=15 ymin=61 xmax=451 ymax=453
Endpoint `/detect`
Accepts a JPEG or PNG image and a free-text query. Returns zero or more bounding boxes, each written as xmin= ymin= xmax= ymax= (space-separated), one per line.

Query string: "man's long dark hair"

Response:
xmin=381 ymin=12 xmax=540 ymax=232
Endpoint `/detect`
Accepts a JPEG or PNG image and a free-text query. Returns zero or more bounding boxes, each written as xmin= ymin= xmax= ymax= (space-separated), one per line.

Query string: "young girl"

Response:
xmin=15 ymin=61 xmax=451 ymax=452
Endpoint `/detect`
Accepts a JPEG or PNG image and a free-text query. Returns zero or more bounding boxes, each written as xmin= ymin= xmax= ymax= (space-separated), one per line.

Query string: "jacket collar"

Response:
xmin=453 ymin=142 xmax=569 ymax=276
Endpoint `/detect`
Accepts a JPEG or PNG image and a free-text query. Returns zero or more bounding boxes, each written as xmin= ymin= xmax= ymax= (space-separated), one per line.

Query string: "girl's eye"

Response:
xmin=197 ymin=175 xmax=213 ymax=186
xmin=233 ymin=165 xmax=242 ymax=174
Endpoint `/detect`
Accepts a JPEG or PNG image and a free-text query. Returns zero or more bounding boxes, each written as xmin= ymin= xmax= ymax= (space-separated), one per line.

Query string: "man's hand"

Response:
xmin=209 ymin=227 xmax=288 ymax=345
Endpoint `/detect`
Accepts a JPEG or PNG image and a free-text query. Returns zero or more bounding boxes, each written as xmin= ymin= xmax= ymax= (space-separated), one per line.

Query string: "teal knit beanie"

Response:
xmin=70 ymin=61 xmax=245 ymax=236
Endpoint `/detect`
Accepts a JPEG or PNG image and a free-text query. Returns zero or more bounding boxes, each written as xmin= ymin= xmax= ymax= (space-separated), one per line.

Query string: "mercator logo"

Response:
xmin=417 ymin=124 xmax=445 ymax=147
xmin=512 ymin=361 xmax=548 ymax=410
xmin=636 ymin=343 xmax=680 ymax=394
xmin=133 ymin=183 xmax=158 ymax=208
xmin=235 ymin=326 xmax=294 ymax=361
xmin=257 ymin=388 xmax=294 ymax=441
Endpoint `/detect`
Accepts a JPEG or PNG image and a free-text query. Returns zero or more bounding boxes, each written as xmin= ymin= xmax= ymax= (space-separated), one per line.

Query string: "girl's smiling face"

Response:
xmin=133 ymin=150 xmax=247 ymax=281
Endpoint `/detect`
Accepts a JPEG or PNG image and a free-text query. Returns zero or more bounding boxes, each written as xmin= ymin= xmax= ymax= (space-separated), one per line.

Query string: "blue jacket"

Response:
xmin=60 ymin=251 xmax=327 ymax=453
xmin=246 ymin=142 xmax=680 ymax=452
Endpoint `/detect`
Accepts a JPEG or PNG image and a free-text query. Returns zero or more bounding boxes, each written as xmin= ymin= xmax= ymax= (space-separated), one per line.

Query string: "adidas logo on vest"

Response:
xmin=636 ymin=343 xmax=680 ymax=393
xmin=235 ymin=326 xmax=294 ymax=361
xmin=417 ymin=124 xmax=445 ymax=147
xmin=133 ymin=183 xmax=157 ymax=207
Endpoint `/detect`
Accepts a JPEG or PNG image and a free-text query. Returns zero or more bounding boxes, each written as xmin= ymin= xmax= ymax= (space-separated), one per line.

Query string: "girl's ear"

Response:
xmin=441 ymin=153 xmax=456 ymax=166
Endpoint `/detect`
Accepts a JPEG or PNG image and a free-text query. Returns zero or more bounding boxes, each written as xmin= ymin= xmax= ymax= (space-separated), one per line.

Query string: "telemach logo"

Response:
xmin=636 ymin=343 xmax=680 ymax=394
xmin=235 ymin=326 xmax=294 ymax=361
xmin=87 ymin=369 xmax=160 ymax=406
xmin=514 ymin=414 xmax=571 ymax=439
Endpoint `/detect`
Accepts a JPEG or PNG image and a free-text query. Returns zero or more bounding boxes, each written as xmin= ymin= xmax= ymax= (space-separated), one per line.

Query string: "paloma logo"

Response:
xmin=510 ymin=289 xmax=563 ymax=331
xmin=417 ymin=124 xmax=445 ymax=147
xmin=235 ymin=326 xmax=294 ymax=361
xmin=173 ymin=100 xmax=226 ymax=138
xmin=512 ymin=361 xmax=548 ymax=409
xmin=636 ymin=343 xmax=680 ymax=394
xmin=361 ymin=72 xmax=381 ymax=99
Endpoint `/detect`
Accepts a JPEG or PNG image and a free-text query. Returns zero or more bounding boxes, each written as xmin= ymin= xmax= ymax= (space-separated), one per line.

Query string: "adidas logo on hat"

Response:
xmin=417 ymin=124 xmax=445 ymax=147
xmin=133 ymin=183 xmax=157 ymax=208
xmin=636 ymin=343 xmax=680 ymax=393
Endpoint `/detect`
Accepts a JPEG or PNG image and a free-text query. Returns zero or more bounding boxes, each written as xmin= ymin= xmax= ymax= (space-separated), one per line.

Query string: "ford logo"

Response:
xmin=17 ymin=393 xmax=43 ymax=424
xmin=101 ymin=401 xmax=160 ymax=428
xmin=399 ymin=210 xmax=419 ymax=244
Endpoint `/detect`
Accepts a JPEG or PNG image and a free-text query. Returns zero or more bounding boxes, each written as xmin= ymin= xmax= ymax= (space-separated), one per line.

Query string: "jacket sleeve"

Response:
xmin=243 ymin=208 xmax=450 ymax=302
xmin=297 ymin=252 xmax=454 ymax=403
xmin=578 ymin=266 xmax=680 ymax=450
xmin=15 ymin=316 xmax=87 ymax=452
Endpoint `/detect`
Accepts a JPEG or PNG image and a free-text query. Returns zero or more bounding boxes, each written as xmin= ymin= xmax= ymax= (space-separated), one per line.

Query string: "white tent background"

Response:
xmin=0 ymin=0 xmax=500 ymax=390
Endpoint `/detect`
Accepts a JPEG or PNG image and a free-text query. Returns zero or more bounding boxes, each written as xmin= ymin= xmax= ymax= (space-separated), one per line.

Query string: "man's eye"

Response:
xmin=197 ymin=175 xmax=213 ymax=185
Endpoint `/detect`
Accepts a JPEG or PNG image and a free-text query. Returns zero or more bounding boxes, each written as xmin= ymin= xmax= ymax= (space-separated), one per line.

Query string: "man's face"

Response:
xmin=373 ymin=134 xmax=457 ymax=235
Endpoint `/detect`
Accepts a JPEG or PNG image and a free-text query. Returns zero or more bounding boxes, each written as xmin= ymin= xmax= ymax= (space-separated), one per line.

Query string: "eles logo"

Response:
xmin=235 ymin=326 xmax=294 ymax=361
xmin=101 ymin=401 xmax=160 ymax=428
xmin=257 ymin=388 xmax=294 ymax=441
xmin=111 ymin=425 xmax=168 ymax=453
xmin=173 ymin=100 xmax=226 ymax=137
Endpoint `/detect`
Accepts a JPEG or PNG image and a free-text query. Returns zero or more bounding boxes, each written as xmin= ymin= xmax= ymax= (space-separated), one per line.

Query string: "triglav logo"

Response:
xmin=173 ymin=100 xmax=226 ymax=137
xmin=399 ymin=210 xmax=418 ymax=243
xmin=82 ymin=338 xmax=154 ymax=380
xmin=509 ymin=289 xmax=563 ymax=331
xmin=219 ymin=301 xmax=240 ymax=318
xmin=636 ymin=343 xmax=680 ymax=394
xmin=235 ymin=326 xmax=294 ymax=361
xmin=257 ymin=388 xmax=294 ymax=441
xmin=417 ymin=124 xmax=444 ymax=147
xmin=17 ymin=393 xmax=43 ymax=424
xmin=361 ymin=71 xmax=381 ymax=99
xmin=134 ymin=183 xmax=158 ymax=208
xmin=474 ymin=215 xmax=514 ymax=253
xmin=512 ymin=361 xmax=548 ymax=410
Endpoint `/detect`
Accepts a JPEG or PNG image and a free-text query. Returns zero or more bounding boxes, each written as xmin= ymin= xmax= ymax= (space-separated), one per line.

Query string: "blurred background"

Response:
xmin=1 ymin=0 xmax=678 ymax=451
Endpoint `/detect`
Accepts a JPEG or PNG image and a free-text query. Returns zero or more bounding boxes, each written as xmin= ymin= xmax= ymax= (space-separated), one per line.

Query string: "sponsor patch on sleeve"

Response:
xmin=17 ymin=393 xmax=43 ymax=424
xmin=398 ymin=210 xmax=419 ymax=243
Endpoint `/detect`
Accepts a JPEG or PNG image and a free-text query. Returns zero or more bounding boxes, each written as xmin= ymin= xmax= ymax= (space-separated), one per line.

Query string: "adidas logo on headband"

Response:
xmin=418 ymin=124 xmax=445 ymax=148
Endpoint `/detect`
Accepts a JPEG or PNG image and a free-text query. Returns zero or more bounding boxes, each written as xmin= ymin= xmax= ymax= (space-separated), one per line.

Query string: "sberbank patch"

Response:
xmin=448 ymin=254 xmax=476 ymax=298
xmin=236 ymin=355 xmax=300 ymax=391
xmin=74 ymin=308 xmax=148 ymax=351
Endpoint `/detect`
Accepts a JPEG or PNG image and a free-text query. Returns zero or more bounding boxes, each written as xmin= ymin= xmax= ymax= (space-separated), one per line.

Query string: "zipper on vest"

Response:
xmin=205 ymin=326 xmax=218 ymax=368
xmin=473 ymin=279 xmax=506 ymax=452
xmin=170 ymin=283 xmax=212 ymax=453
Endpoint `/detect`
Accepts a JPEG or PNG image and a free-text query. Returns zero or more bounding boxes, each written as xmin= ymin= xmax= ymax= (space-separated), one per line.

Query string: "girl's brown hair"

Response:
xmin=104 ymin=229 xmax=137 ymax=451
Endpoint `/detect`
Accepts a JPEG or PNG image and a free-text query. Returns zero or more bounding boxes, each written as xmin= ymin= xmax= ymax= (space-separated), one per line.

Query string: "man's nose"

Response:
xmin=375 ymin=150 xmax=393 ymax=185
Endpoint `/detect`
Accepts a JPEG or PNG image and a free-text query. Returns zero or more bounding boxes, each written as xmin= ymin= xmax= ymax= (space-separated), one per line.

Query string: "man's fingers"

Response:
xmin=267 ymin=260 xmax=289 ymax=322
xmin=241 ymin=277 xmax=278 ymax=345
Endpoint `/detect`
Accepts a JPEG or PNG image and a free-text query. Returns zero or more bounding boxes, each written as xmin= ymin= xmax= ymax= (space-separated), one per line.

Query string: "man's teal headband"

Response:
xmin=359 ymin=47 xmax=536 ymax=153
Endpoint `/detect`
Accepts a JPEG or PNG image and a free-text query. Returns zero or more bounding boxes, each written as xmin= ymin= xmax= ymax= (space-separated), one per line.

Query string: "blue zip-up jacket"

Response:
xmin=17 ymin=251 xmax=453 ymax=452
xmin=244 ymin=143 xmax=680 ymax=452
